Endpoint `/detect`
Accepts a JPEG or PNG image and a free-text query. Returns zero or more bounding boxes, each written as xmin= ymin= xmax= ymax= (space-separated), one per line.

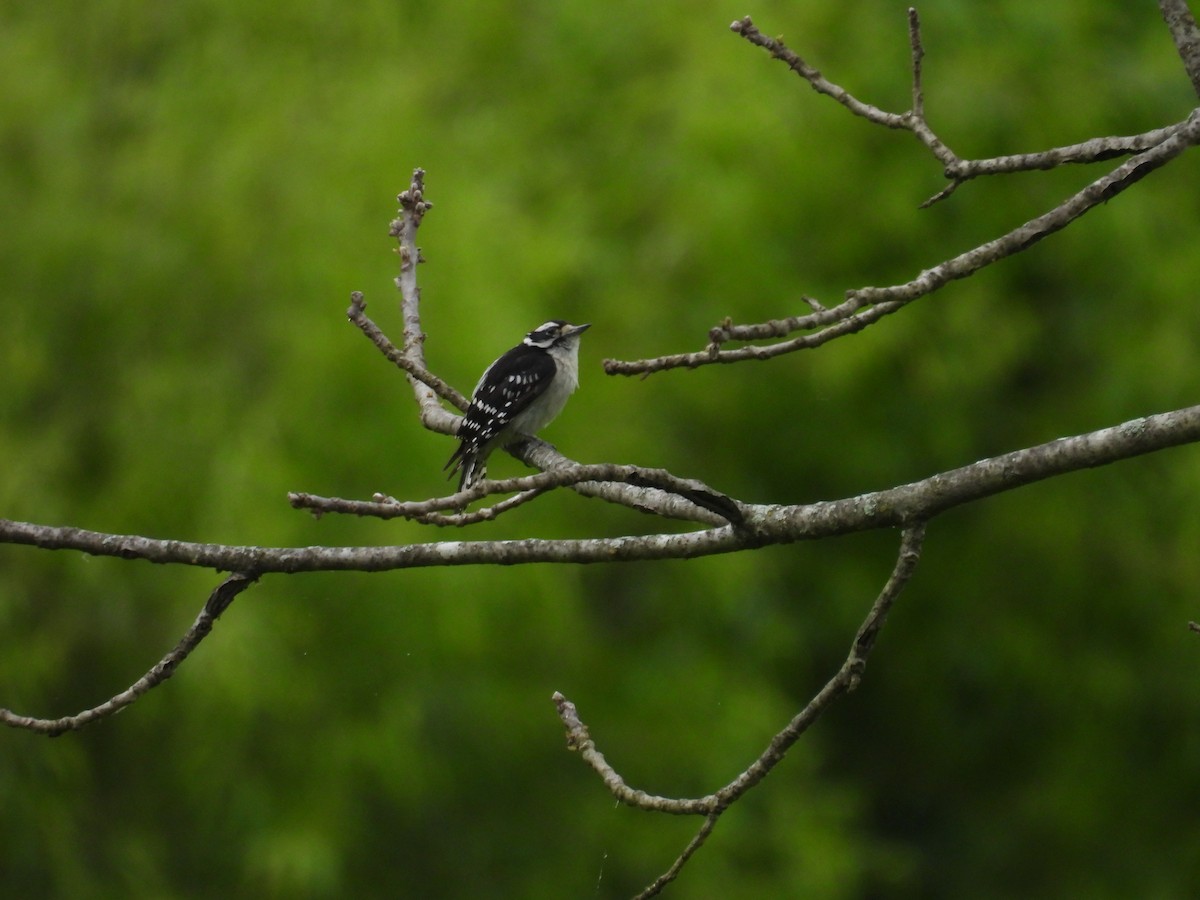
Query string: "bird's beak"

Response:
xmin=566 ymin=323 xmax=591 ymax=336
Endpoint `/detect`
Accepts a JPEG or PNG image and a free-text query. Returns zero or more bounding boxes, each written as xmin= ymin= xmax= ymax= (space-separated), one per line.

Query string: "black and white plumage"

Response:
xmin=445 ymin=320 xmax=591 ymax=490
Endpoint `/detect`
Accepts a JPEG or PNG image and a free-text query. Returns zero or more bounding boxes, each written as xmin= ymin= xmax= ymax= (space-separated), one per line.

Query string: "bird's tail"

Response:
xmin=444 ymin=447 xmax=485 ymax=491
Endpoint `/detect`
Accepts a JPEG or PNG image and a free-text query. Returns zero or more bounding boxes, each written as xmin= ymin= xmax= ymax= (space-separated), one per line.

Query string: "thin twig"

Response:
xmin=633 ymin=814 xmax=720 ymax=900
xmin=606 ymin=109 xmax=1200 ymax=376
xmin=290 ymin=487 xmax=551 ymax=526
xmin=0 ymin=573 xmax=258 ymax=736
xmin=733 ymin=15 xmax=1188 ymax=181
xmin=553 ymin=692 xmax=716 ymax=815
xmin=729 ymin=17 xmax=907 ymax=129
xmin=904 ymin=7 xmax=958 ymax=173
xmin=347 ymin=291 xmax=466 ymax=413
xmin=290 ymin=463 xmax=745 ymax=526
xmin=941 ymin=122 xmax=1189 ymax=182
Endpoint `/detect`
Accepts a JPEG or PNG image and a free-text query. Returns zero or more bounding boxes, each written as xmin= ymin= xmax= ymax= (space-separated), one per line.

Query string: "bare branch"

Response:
xmin=556 ymin=520 xmax=921 ymax=811
xmin=0 ymin=573 xmax=257 ymax=736
xmin=393 ymin=173 xmax=436 ymax=388
xmin=603 ymin=12 xmax=1200 ymax=377
xmin=632 ymin=814 xmax=720 ymax=900
xmin=513 ymin=441 xmax=733 ymax=524
xmin=290 ymin=486 xmax=551 ymax=526
xmin=362 ymin=171 xmax=687 ymax=500
xmin=383 ymin=169 xmax=462 ymax=435
xmin=731 ymin=15 xmax=1194 ymax=181
xmin=553 ymin=692 xmax=716 ymax=815
xmin=940 ymin=121 xmax=1192 ymax=185
xmin=556 ymin=525 xmax=927 ymax=893
xmin=728 ymin=17 xmax=908 ymax=130
xmin=1160 ymin=0 xmax=1200 ymax=98
xmin=290 ymin=463 xmax=744 ymax=526
xmin=5 ymin=404 xmax=1199 ymax=572
xmin=347 ymin=290 xmax=467 ymax=416
xmin=908 ymin=8 xmax=926 ymax=119
xmin=716 ymin=524 xmax=926 ymax=801
xmin=605 ymin=109 xmax=1200 ymax=376
xmin=348 ymin=170 xmax=465 ymax=439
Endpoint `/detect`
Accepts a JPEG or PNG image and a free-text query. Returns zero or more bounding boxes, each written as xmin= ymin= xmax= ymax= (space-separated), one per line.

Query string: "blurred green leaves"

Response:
xmin=3 ymin=1 xmax=1200 ymax=897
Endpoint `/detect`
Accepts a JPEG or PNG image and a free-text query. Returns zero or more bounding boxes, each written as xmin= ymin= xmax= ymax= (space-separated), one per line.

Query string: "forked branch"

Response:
xmin=555 ymin=524 xmax=927 ymax=897
xmin=348 ymin=170 xmax=753 ymax=524
xmin=602 ymin=10 xmax=1200 ymax=377
xmin=290 ymin=462 xmax=744 ymax=526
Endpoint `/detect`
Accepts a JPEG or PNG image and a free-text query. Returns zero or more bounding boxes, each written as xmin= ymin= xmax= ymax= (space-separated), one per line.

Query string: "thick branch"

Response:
xmin=3 ymin=404 xmax=1197 ymax=572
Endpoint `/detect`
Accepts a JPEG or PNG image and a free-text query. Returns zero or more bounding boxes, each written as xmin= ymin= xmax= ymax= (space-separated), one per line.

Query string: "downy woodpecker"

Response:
xmin=445 ymin=320 xmax=591 ymax=490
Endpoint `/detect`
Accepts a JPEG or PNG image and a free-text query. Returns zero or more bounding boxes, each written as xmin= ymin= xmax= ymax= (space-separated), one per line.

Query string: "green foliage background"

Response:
xmin=3 ymin=1 xmax=1200 ymax=896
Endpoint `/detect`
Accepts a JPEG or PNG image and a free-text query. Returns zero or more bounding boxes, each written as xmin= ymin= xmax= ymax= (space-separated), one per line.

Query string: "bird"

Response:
xmin=445 ymin=320 xmax=591 ymax=490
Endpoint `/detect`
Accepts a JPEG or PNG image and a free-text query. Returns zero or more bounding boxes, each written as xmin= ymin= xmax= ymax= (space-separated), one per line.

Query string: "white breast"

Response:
xmin=509 ymin=341 xmax=580 ymax=435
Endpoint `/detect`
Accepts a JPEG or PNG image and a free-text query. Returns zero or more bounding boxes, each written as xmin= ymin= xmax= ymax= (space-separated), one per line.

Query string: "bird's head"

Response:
xmin=523 ymin=320 xmax=591 ymax=349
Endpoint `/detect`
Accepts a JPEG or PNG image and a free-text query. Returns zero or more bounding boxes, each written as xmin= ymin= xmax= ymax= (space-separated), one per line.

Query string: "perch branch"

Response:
xmin=4 ymin=403 xmax=1199 ymax=572
xmin=290 ymin=462 xmax=744 ymax=526
xmin=291 ymin=486 xmax=551 ymax=527
xmin=366 ymin=172 xmax=684 ymax=503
